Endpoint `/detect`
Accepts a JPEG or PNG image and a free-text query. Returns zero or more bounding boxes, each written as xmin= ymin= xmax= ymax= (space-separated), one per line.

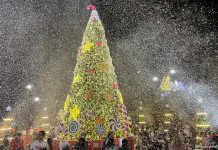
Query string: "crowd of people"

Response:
xmin=134 ymin=126 xmax=191 ymax=150
xmin=0 ymin=131 xmax=131 ymax=150
xmin=1 ymin=127 xmax=218 ymax=150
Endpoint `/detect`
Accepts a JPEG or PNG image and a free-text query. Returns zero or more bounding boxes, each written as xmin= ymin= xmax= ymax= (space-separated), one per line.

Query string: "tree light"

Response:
xmin=164 ymin=113 xmax=173 ymax=117
xmin=34 ymin=97 xmax=40 ymax=102
xmin=26 ymin=84 xmax=33 ymax=90
xmin=170 ymin=69 xmax=176 ymax=74
xmin=152 ymin=77 xmax=158 ymax=82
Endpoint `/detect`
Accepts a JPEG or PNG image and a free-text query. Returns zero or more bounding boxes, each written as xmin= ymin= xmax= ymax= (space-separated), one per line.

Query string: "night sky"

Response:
xmin=0 ymin=0 xmax=217 ymax=128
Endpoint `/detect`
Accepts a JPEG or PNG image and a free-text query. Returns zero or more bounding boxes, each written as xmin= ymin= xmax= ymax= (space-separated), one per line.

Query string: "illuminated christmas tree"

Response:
xmin=60 ymin=5 xmax=130 ymax=140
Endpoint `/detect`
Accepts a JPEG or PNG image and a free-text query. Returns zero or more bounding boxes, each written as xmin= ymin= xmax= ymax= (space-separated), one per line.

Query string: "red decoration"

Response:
xmin=87 ymin=69 xmax=95 ymax=75
xmin=112 ymin=82 xmax=119 ymax=89
xmin=96 ymin=41 xmax=104 ymax=47
xmin=85 ymin=92 xmax=93 ymax=100
xmin=87 ymin=4 xmax=96 ymax=10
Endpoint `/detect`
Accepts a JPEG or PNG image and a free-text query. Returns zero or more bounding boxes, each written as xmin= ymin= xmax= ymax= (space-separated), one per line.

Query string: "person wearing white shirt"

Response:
xmin=31 ymin=131 xmax=50 ymax=150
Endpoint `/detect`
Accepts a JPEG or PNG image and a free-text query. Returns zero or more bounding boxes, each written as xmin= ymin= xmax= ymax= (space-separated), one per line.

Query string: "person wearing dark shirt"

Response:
xmin=118 ymin=139 xmax=130 ymax=150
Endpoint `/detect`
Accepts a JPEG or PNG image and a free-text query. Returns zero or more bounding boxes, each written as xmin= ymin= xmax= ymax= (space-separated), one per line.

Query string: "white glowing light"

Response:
xmin=170 ymin=69 xmax=176 ymax=74
xmin=164 ymin=121 xmax=171 ymax=124
xmin=42 ymin=116 xmax=49 ymax=119
xmin=34 ymin=97 xmax=40 ymax=102
xmin=139 ymin=121 xmax=146 ymax=124
xmin=196 ymin=124 xmax=210 ymax=128
xmin=6 ymin=106 xmax=12 ymax=112
xmin=198 ymin=98 xmax=203 ymax=103
xmin=152 ymin=77 xmax=158 ymax=82
xmin=166 ymin=104 xmax=170 ymax=108
xmin=26 ymin=84 xmax=33 ymax=90
xmin=40 ymin=124 xmax=49 ymax=127
xmin=196 ymin=112 xmax=207 ymax=115
xmin=43 ymin=107 xmax=47 ymax=111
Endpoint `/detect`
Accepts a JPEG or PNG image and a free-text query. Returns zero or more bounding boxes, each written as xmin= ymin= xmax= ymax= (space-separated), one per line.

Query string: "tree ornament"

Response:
xmin=96 ymin=41 xmax=104 ymax=47
xmin=116 ymin=90 xmax=123 ymax=104
xmin=112 ymin=82 xmax=119 ymax=89
xmin=95 ymin=116 xmax=104 ymax=125
xmin=109 ymin=117 xmax=121 ymax=131
xmin=73 ymin=75 xmax=82 ymax=84
xmin=82 ymin=41 xmax=94 ymax=53
xmin=69 ymin=105 xmax=80 ymax=120
xmin=87 ymin=4 xmax=96 ymax=10
xmin=87 ymin=69 xmax=95 ymax=75
xmin=160 ymin=76 xmax=171 ymax=91
xmin=95 ymin=125 xmax=106 ymax=136
xmin=85 ymin=91 xmax=93 ymax=100
xmin=98 ymin=63 xmax=109 ymax=73
xmin=6 ymin=106 xmax=12 ymax=112
xmin=64 ymin=96 xmax=70 ymax=112
xmin=69 ymin=121 xmax=79 ymax=133
xmin=105 ymin=93 xmax=113 ymax=102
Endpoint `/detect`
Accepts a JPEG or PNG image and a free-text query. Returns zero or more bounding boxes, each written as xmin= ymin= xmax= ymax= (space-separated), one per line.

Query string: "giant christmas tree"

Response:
xmin=60 ymin=5 xmax=130 ymax=140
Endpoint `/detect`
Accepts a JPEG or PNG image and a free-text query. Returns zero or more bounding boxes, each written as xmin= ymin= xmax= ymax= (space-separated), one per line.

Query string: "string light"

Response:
xmin=152 ymin=77 xmax=158 ymax=82
xmin=170 ymin=69 xmax=176 ymax=74
xmin=34 ymin=97 xmax=40 ymax=102
xmin=26 ymin=84 xmax=33 ymax=90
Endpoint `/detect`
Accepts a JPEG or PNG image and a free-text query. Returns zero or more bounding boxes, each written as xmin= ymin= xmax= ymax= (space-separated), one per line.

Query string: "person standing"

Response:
xmin=9 ymin=133 xmax=24 ymax=150
xmin=31 ymin=131 xmax=49 ymax=150
xmin=73 ymin=137 xmax=88 ymax=150
xmin=47 ymin=135 xmax=53 ymax=150
xmin=3 ymin=135 xmax=10 ymax=149
xmin=118 ymin=139 xmax=130 ymax=150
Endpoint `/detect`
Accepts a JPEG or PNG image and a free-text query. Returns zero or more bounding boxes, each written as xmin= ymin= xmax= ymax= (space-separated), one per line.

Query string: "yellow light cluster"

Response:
xmin=164 ymin=121 xmax=171 ymax=124
xmin=139 ymin=121 xmax=146 ymax=124
xmin=164 ymin=113 xmax=173 ymax=117
xmin=196 ymin=136 xmax=202 ymax=140
xmin=0 ymin=128 xmax=12 ymax=131
xmin=3 ymin=118 xmax=13 ymax=122
xmin=196 ymin=124 xmax=210 ymax=128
